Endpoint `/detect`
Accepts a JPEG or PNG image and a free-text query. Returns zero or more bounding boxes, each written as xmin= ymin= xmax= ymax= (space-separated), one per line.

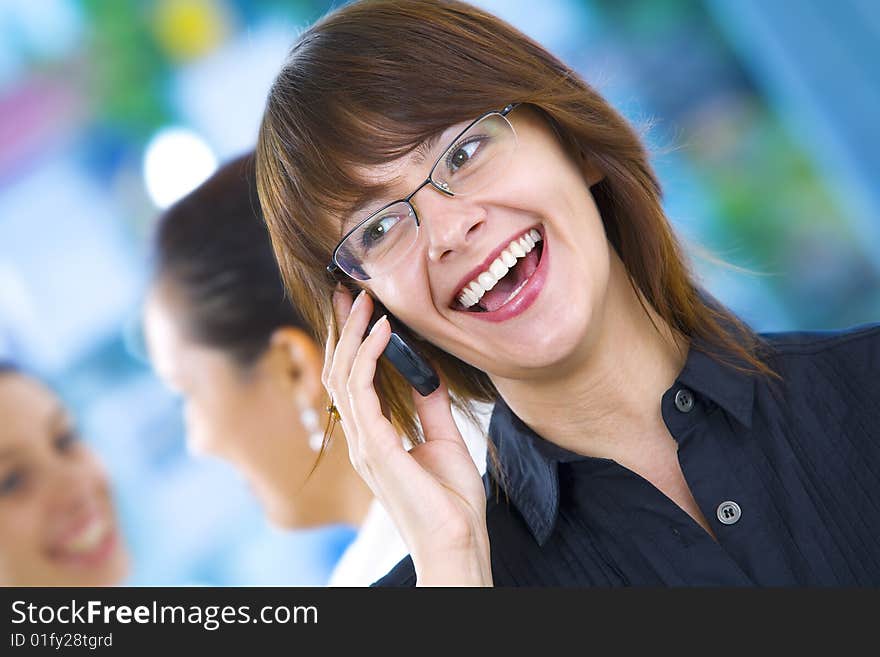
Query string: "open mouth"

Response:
xmin=47 ymin=513 xmax=118 ymax=568
xmin=451 ymin=226 xmax=544 ymax=313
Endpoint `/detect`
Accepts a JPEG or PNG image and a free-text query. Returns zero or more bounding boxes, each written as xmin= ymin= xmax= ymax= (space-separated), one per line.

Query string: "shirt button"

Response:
xmin=674 ymin=388 xmax=695 ymax=413
xmin=716 ymin=501 xmax=742 ymax=525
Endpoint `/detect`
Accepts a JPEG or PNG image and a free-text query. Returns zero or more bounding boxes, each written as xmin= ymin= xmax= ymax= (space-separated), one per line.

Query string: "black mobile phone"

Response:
xmin=365 ymin=297 xmax=440 ymax=397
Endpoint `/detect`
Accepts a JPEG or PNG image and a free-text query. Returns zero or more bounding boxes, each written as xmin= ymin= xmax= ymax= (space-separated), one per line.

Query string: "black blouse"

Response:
xmin=374 ymin=321 xmax=880 ymax=586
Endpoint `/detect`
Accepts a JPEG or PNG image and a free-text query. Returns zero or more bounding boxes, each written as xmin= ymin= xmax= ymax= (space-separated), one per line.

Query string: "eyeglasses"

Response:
xmin=326 ymin=104 xmax=519 ymax=281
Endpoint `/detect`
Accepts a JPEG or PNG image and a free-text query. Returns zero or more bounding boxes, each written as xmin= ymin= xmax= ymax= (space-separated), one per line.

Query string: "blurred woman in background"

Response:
xmin=0 ymin=362 xmax=129 ymax=586
xmin=143 ymin=154 xmax=488 ymax=585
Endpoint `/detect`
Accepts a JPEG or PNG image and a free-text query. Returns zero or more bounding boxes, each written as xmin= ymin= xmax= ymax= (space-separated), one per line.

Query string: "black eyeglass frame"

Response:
xmin=326 ymin=103 xmax=520 ymax=280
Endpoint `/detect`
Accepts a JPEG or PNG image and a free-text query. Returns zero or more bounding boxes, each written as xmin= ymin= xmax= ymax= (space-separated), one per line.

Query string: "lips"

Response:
xmin=463 ymin=229 xmax=549 ymax=322
xmin=450 ymin=225 xmax=543 ymax=310
xmin=47 ymin=511 xmax=118 ymax=568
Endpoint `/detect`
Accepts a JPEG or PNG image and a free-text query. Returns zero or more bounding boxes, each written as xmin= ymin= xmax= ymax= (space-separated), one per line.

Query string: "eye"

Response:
xmin=445 ymin=137 xmax=485 ymax=174
xmin=0 ymin=469 xmax=26 ymax=496
xmin=360 ymin=212 xmax=406 ymax=249
xmin=54 ymin=429 xmax=80 ymax=454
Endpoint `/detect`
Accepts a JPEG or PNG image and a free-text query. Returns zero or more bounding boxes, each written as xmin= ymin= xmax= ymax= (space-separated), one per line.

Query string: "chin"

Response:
xmin=528 ymin=264 xmax=602 ymax=360
xmin=88 ymin=553 xmax=130 ymax=587
xmin=27 ymin=553 xmax=128 ymax=587
xmin=542 ymin=300 xmax=594 ymax=357
xmin=480 ymin=294 xmax=595 ymax=377
xmin=63 ymin=534 xmax=130 ymax=587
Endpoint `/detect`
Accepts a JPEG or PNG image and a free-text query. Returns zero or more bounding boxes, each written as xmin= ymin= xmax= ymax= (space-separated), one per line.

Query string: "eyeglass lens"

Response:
xmin=336 ymin=112 xmax=516 ymax=280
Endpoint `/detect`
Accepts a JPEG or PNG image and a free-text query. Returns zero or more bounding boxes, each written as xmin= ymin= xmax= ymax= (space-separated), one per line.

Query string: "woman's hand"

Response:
xmin=324 ymin=285 xmax=492 ymax=586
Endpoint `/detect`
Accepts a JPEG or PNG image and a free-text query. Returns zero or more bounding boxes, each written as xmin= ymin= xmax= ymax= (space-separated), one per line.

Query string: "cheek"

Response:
xmin=182 ymin=396 xmax=234 ymax=457
xmin=0 ymin=501 xmax=52 ymax=584
xmin=370 ymin=251 xmax=443 ymax=324
xmin=185 ymin=383 xmax=279 ymax=466
xmin=232 ymin=387 xmax=303 ymax=466
xmin=77 ymin=451 xmax=115 ymax=504
xmin=369 ymin=271 xmax=426 ymax=309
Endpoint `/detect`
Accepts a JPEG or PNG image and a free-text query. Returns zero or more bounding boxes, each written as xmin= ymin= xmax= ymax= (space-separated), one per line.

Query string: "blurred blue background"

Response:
xmin=0 ymin=0 xmax=877 ymax=585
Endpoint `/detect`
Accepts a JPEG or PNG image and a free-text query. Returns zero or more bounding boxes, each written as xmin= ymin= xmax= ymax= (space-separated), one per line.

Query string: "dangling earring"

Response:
xmin=300 ymin=406 xmax=325 ymax=452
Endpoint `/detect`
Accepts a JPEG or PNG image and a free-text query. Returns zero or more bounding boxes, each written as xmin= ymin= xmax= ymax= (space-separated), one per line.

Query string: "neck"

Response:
xmin=291 ymin=423 xmax=374 ymax=528
xmin=491 ymin=248 xmax=690 ymax=462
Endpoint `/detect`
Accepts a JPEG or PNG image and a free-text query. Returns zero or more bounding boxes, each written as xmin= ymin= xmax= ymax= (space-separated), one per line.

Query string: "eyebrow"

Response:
xmin=341 ymin=192 xmax=391 ymax=235
xmin=338 ymin=130 xmax=451 ymax=236
xmin=341 ymin=180 xmax=407 ymax=235
xmin=411 ymin=132 xmax=443 ymax=167
xmin=0 ymin=404 xmax=70 ymax=461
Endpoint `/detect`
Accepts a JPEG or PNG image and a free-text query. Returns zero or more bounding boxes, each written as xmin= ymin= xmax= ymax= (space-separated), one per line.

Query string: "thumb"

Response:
xmin=411 ymin=377 xmax=465 ymax=446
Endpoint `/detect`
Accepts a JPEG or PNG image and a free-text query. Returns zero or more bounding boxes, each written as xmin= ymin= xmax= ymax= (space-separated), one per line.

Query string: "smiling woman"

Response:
xmin=255 ymin=0 xmax=880 ymax=586
xmin=256 ymin=1 xmax=775 ymax=448
xmin=0 ymin=363 xmax=129 ymax=586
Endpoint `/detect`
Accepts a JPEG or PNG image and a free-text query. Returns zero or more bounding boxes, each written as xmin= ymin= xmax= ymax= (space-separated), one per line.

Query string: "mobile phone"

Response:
xmin=365 ymin=297 xmax=440 ymax=397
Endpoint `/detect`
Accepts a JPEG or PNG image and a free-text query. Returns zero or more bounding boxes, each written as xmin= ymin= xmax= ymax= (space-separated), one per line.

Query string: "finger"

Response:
xmin=322 ymin=316 xmax=336 ymax=388
xmin=326 ymin=288 xmax=375 ymax=464
xmin=411 ymin=376 xmax=467 ymax=446
xmin=322 ymin=284 xmax=347 ymax=385
xmin=331 ymin=282 xmax=355 ymax=329
xmin=327 ymin=288 xmax=372 ymax=395
xmin=347 ymin=315 xmax=402 ymax=455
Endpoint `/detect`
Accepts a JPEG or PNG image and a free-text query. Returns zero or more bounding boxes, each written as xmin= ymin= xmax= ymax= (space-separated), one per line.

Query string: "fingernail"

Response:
xmin=370 ymin=314 xmax=388 ymax=334
xmin=351 ymin=289 xmax=366 ymax=310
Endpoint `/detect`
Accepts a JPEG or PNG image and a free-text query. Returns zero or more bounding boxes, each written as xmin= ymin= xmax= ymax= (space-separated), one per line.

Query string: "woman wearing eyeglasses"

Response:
xmin=0 ymin=363 xmax=130 ymax=586
xmin=255 ymin=0 xmax=880 ymax=586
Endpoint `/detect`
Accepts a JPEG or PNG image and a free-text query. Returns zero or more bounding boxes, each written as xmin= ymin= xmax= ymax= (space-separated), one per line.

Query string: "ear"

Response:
xmin=267 ymin=327 xmax=324 ymax=407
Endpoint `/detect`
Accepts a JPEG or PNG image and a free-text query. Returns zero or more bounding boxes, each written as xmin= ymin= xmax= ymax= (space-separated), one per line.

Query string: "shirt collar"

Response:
xmin=486 ymin=331 xmax=757 ymax=546
xmin=675 ymin=335 xmax=756 ymax=430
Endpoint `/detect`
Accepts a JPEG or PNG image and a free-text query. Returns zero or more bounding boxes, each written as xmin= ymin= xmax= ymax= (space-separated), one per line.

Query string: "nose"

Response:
xmin=413 ymin=185 xmax=486 ymax=263
xmin=48 ymin=457 xmax=102 ymax=518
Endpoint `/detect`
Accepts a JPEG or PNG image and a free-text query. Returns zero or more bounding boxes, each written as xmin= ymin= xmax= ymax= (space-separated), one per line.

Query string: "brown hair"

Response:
xmin=255 ymin=0 xmax=781 ymax=454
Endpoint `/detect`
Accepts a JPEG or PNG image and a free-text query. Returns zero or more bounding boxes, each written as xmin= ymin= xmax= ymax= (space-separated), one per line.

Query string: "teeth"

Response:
xmin=455 ymin=229 xmax=543 ymax=309
xmin=468 ymin=281 xmax=485 ymax=298
xmin=488 ymin=259 xmax=508 ymax=280
xmin=477 ymin=271 xmax=497 ymax=291
xmin=458 ymin=289 xmax=477 ymax=307
xmin=58 ymin=517 xmax=109 ymax=556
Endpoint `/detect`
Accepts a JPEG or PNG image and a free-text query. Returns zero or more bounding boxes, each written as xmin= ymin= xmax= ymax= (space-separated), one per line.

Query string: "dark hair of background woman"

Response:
xmin=153 ymin=153 xmax=308 ymax=368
